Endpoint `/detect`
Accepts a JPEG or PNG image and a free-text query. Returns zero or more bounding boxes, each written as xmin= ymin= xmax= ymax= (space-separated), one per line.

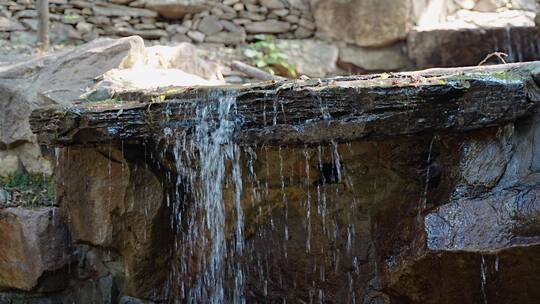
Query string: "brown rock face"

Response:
xmin=311 ymin=0 xmax=412 ymax=47
xmin=56 ymin=145 xmax=171 ymax=301
xmin=0 ymin=207 xmax=70 ymax=291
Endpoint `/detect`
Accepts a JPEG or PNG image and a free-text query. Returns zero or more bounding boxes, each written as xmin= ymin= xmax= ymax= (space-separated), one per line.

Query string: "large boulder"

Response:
xmin=311 ymin=0 xmax=413 ymax=47
xmin=0 ymin=36 xmax=145 ymax=153
xmin=0 ymin=207 xmax=70 ymax=291
xmin=0 ymin=37 xmax=224 ymax=177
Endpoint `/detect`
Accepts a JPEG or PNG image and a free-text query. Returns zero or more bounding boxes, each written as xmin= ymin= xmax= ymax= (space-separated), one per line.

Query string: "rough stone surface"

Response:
xmin=408 ymin=26 xmax=540 ymax=68
xmin=144 ymin=0 xmax=209 ymax=18
xmin=338 ymin=43 xmax=410 ymax=72
xmin=244 ymin=19 xmax=290 ymax=33
xmin=0 ymin=36 xmax=145 ymax=149
xmin=277 ymin=39 xmax=338 ymax=77
xmin=311 ymin=0 xmax=412 ymax=47
xmin=0 ymin=207 xmax=70 ymax=291
xmin=0 ymin=16 xmax=24 ymax=31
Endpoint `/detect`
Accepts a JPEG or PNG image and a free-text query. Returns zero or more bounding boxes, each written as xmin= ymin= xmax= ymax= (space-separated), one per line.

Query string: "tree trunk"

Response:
xmin=37 ymin=0 xmax=49 ymax=51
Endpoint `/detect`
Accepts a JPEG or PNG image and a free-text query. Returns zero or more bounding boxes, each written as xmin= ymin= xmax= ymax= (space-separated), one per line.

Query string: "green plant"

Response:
xmin=244 ymin=35 xmax=297 ymax=78
xmin=0 ymin=170 xmax=55 ymax=206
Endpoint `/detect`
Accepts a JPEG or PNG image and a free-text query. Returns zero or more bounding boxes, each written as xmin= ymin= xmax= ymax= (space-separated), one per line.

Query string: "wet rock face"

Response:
xmin=0 ymin=207 xmax=70 ymax=291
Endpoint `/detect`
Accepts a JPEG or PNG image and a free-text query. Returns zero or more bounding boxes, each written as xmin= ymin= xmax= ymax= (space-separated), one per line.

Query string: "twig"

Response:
xmin=230 ymin=60 xmax=286 ymax=81
xmin=478 ymin=52 xmax=508 ymax=66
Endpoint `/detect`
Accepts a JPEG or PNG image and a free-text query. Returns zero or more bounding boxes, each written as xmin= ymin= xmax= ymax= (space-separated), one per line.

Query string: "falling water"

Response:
xmin=169 ymin=91 xmax=245 ymax=303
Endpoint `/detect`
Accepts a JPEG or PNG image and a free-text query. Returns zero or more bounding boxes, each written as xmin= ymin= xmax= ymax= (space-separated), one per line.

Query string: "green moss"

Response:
xmin=0 ymin=170 xmax=55 ymax=207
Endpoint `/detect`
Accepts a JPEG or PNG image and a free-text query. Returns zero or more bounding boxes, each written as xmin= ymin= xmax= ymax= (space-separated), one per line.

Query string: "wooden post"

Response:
xmin=37 ymin=0 xmax=49 ymax=51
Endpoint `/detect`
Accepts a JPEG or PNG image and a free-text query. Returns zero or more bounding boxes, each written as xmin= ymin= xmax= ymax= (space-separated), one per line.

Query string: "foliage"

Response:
xmin=0 ymin=170 xmax=55 ymax=206
xmin=243 ymin=35 xmax=297 ymax=78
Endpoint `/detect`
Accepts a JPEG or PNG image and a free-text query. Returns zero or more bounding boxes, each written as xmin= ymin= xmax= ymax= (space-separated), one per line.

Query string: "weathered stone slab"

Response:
xmin=29 ymin=62 xmax=540 ymax=147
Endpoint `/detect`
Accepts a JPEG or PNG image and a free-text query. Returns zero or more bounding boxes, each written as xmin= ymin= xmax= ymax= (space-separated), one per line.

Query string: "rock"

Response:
xmin=170 ymin=33 xmax=191 ymax=42
xmin=245 ymin=19 xmax=290 ymax=33
xmin=20 ymin=18 xmax=37 ymax=31
xmin=276 ymin=39 xmax=338 ymax=77
xmin=220 ymin=19 xmax=242 ymax=33
xmin=206 ymin=30 xmax=246 ymax=44
xmin=75 ymin=21 xmax=93 ymax=34
xmin=118 ymin=28 xmax=169 ymax=39
xmin=408 ymin=26 xmax=540 ymax=68
xmin=293 ymin=26 xmax=312 ymax=38
xmin=0 ymin=207 xmax=70 ymax=291
xmin=93 ymin=3 xmax=158 ymax=17
xmin=197 ymin=15 xmax=223 ymax=35
xmin=61 ymin=13 xmax=83 ymax=24
xmin=13 ymin=9 xmax=36 ymax=18
xmin=260 ymin=0 xmax=286 ymax=9
xmin=338 ymin=43 xmax=410 ymax=72
xmin=461 ymin=139 xmax=506 ymax=188
xmin=0 ymin=152 xmax=20 ymax=178
xmin=144 ymin=0 xmax=209 ymax=19
xmin=50 ymin=22 xmax=82 ymax=42
xmin=425 ymin=185 xmax=540 ymax=251
xmin=0 ymin=36 xmax=146 ymax=153
xmin=8 ymin=30 xmax=36 ymax=45
xmin=81 ymin=43 xmax=224 ymax=100
xmin=0 ymin=187 xmax=10 ymax=206
xmin=55 ymin=147 xmax=130 ymax=246
xmin=187 ymin=29 xmax=205 ymax=42
xmin=57 ymin=146 xmax=171 ymax=300
xmin=0 ymin=16 xmax=24 ymax=31
xmin=311 ymin=0 xmax=412 ymax=47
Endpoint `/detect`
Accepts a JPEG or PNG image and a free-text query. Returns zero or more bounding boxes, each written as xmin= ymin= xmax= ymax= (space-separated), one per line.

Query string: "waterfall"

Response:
xmin=170 ymin=91 xmax=245 ymax=303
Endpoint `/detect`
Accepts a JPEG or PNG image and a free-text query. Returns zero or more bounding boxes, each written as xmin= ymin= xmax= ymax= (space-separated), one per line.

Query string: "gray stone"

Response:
xmin=0 ymin=187 xmax=10 ymax=205
xmin=0 ymin=16 xmax=24 ymax=31
xmin=276 ymin=39 xmax=339 ymax=77
xmin=260 ymin=0 xmax=286 ymax=9
xmin=20 ymin=18 xmax=37 ymax=31
xmin=93 ymin=3 xmax=158 ymax=17
xmin=245 ymin=19 xmax=290 ymax=33
xmin=118 ymin=28 xmax=168 ymax=39
xmin=293 ymin=26 xmax=312 ymax=38
xmin=312 ymin=0 xmax=412 ymax=47
xmin=170 ymin=33 xmax=191 ymax=42
xmin=75 ymin=21 xmax=93 ymax=34
xmin=0 ymin=37 xmax=147 ymax=150
xmin=338 ymin=43 xmax=410 ymax=71
xmin=220 ymin=19 xmax=242 ymax=32
xmin=206 ymin=30 xmax=245 ymax=44
xmin=187 ymin=30 xmax=205 ymax=42
xmin=144 ymin=0 xmax=209 ymax=18
xmin=13 ymin=9 xmax=36 ymax=18
xmin=134 ymin=22 xmax=158 ymax=30
xmin=197 ymin=15 xmax=223 ymax=35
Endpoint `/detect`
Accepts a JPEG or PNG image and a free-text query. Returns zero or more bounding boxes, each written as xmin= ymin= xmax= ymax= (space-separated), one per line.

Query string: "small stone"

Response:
xmin=20 ymin=18 xmax=37 ymax=31
xmin=272 ymin=9 xmax=289 ymax=17
xmin=62 ymin=13 xmax=83 ymax=24
xmin=298 ymin=18 xmax=315 ymax=30
xmin=170 ymin=33 xmax=191 ymax=43
xmin=76 ymin=21 xmax=93 ymax=34
xmin=14 ymin=9 xmax=36 ymax=18
xmin=134 ymin=23 xmax=156 ymax=30
xmin=0 ymin=16 xmax=24 ymax=31
xmin=233 ymin=3 xmax=244 ymax=11
xmin=198 ymin=15 xmax=223 ymax=35
xmin=187 ymin=30 xmax=205 ymax=43
xmin=93 ymin=3 xmax=157 ymax=17
xmin=223 ymin=0 xmax=239 ymax=5
xmin=260 ymin=0 xmax=286 ymax=10
xmin=220 ymin=19 xmax=242 ymax=32
xmin=205 ymin=30 xmax=246 ymax=44
xmin=0 ymin=187 xmax=10 ymax=206
xmin=210 ymin=7 xmax=224 ymax=16
xmin=284 ymin=14 xmax=299 ymax=23
xmin=245 ymin=20 xmax=290 ymax=33
xmin=233 ymin=18 xmax=252 ymax=25
xmin=294 ymin=26 xmax=312 ymax=38
xmin=244 ymin=12 xmax=266 ymax=21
